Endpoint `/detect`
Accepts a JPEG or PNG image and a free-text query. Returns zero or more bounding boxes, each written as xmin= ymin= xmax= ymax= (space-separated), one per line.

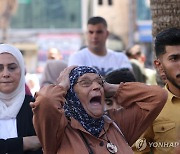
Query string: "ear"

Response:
xmin=154 ymin=59 xmax=167 ymax=81
xmin=154 ymin=59 xmax=161 ymax=69
xmin=106 ymin=30 xmax=109 ymax=38
xmin=154 ymin=59 xmax=164 ymax=72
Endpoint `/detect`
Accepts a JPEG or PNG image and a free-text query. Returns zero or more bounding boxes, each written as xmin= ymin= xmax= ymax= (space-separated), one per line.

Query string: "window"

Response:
xmin=11 ymin=0 xmax=82 ymax=29
xmin=137 ymin=0 xmax=151 ymax=21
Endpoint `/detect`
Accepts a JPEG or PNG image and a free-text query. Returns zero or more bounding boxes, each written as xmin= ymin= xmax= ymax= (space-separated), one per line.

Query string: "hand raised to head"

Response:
xmin=56 ymin=66 xmax=77 ymax=91
xmin=103 ymin=81 xmax=121 ymax=98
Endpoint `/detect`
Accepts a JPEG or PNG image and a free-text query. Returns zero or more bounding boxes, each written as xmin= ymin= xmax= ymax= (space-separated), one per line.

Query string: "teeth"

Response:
xmin=90 ymin=101 xmax=100 ymax=104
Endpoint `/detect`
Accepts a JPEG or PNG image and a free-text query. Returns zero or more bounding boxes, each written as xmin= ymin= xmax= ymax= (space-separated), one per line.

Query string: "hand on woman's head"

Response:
xmin=103 ymin=81 xmax=120 ymax=98
xmin=57 ymin=66 xmax=77 ymax=90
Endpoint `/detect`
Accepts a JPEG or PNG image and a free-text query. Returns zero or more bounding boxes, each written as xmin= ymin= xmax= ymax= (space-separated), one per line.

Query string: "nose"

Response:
xmin=92 ymin=81 xmax=101 ymax=90
xmin=91 ymin=32 xmax=98 ymax=40
xmin=2 ymin=68 xmax=10 ymax=78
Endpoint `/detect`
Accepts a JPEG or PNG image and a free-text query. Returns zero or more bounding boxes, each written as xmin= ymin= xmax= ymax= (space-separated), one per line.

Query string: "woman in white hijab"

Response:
xmin=0 ymin=44 xmax=42 ymax=154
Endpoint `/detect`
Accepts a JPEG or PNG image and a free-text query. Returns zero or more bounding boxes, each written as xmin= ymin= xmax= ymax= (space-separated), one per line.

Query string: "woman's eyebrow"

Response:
xmin=0 ymin=62 xmax=17 ymax=65
xmin=8 ymin=63 xmax=18 ymax=66
xmin=80 ymin=76 xmax=101 ymax=80
xmin=78 ymin=77 xmax=90 ymax=80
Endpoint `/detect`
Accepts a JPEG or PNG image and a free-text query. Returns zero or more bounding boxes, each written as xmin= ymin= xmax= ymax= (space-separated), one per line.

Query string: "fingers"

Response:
xmin=23 ymin=136 xmax=41 ymax=151
xmin=103 ymin=82 xmax=120 ymax=98
xmin=30 ymin=102 xmax=35 ymax=108
xmin=57 ymin=65 xmax=77 ymax=81
xmin=56 ymin=66 xmax=77 ymax=89
xmin=64 ymin=65 xmax=77 ymax=73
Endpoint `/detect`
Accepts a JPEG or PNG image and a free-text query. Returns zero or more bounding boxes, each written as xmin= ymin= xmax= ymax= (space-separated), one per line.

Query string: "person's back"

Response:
xmin=104 ymin=68 xmax=136 ymax=110
xmin=128 ymin=59 xmax=146 ymax=83
xmin=68 ymin=16 xmax=132 ymax=76
xmin=126 ymin=45 xmax=147 ymax=83
xmin=40 ymin=59 xmax=67 ymax=87
xmin=105 ymin=68 xmax=136 ymax=84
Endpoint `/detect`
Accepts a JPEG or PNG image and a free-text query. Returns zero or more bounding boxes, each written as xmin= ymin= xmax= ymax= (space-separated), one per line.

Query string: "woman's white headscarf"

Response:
xmin=0 ymin=44 xmax=25 ymax=119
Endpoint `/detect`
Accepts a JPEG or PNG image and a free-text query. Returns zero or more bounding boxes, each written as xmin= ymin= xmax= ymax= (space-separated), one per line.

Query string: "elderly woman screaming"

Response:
xmin=31 ymin=66 xmax=167 ymax=154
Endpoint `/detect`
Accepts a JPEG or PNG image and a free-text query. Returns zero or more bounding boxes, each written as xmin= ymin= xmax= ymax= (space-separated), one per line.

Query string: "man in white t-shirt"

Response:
xmin=68 ymin=16 xmax=132 ymax=76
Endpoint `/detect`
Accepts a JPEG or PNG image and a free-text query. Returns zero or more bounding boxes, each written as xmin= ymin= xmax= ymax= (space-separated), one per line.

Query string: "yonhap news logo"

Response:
xmin=135 ymin=138 xmax=147 ymax=151
xmin=135 ymin=138 xmax=180 ymax=151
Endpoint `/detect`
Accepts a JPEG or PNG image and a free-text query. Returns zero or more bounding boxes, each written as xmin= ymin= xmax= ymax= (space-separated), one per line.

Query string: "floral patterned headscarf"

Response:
xmin=64 ymin=66 xmax=104 ymax=137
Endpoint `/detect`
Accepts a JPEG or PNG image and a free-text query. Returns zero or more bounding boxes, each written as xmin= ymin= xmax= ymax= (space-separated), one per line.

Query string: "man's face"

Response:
xmin=48 ymin=48 xmax=62 ymax=60
xmin=73 ymin=73 xmax=105 ymax=118
xmin=0 ymin=53 xmax=21 ymax=94
xmin=155 ymin=45 xmax=180 ymax=96
xmin=130 ymin=44 xmax=146 ymax=64
xmin=86 ymin=23 xmax=109 ymax=54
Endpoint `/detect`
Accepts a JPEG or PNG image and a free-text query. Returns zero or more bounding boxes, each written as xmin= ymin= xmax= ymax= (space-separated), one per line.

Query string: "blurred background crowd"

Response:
xmin=0 ymin=0 xmax=164 ymax=95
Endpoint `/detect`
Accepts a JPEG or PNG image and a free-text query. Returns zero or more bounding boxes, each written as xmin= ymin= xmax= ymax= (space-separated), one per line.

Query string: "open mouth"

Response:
xmin=90 ymin=96 xmax=101 ymax=104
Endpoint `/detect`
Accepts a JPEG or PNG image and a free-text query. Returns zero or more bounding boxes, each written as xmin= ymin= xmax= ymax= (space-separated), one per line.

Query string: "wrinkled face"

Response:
xmin=154 ymin=45 xmax=180 ymax=95
xmin=87 ymin=23 xmax=109 ymax=53
xmin=0 ymin=53 xmax=21 ymax=93
xmin=73 ymin=73 xmax=105 ymax=118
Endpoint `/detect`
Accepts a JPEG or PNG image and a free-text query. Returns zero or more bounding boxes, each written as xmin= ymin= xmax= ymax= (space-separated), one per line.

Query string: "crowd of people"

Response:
xmin=0 ymin=16 xmax=180 ymax=154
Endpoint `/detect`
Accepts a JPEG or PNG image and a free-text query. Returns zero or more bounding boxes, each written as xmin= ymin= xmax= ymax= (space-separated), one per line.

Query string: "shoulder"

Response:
xmin=107 ymin=49 xmax=129 ymax=60
xmin=68 ymin=48 xmax=90 ymax=66
xmin=47 ymin=59 xmax=67 ymax=66
xmin=71 ymin=48 xmax=89 ymax=57
xmin=48 ymin=60 xmax=67 ymax=69
xmin=107 ymin=49 xmax=126 ymax=56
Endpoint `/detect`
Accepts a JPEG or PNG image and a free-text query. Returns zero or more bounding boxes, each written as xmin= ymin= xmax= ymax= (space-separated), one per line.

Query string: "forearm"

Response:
xmin=23 ymin=136 xmax=41 ymax=151
xmin=110 ymin=82 xmax=167 ymax=145
xmin=32 ymin=85 xmax=68 ymax=153
xmin=115 ymin=82 xmax=167 ymax=109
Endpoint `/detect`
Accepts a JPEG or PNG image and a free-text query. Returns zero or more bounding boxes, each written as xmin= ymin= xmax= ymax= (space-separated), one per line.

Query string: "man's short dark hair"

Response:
xmin=155 ymin=27 xmax=180 ymax=58
xmin=87 ymin=16 xmax=107 ymax=27
xmin=105 ymin=68 xmax=136 ymax=84
xmin=125 ymin=47 xmax=132 ymax=58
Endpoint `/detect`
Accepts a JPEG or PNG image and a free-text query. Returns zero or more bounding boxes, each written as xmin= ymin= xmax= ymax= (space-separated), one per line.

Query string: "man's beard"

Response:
xmin=165 ymin=70 xmax=180 ymax=90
